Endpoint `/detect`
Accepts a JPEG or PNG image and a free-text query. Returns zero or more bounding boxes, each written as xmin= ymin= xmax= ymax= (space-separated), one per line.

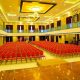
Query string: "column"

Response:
xmin=13 ymin=36 xmax=18 ymax=42
xmin=35 ymin=36 xmax=39 ymax=41
xmin=0 ymin=36 xmax=3 ymax=45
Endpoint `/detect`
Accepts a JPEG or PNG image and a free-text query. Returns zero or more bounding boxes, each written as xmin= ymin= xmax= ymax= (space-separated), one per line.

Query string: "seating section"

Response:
xmin=0 ymin=42 xmax=44 ymax=63
xmin=31 ymin=41 xmax=80 ymax=56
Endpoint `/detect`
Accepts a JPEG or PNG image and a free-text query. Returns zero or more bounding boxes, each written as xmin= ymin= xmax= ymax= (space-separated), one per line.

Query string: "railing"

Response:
xmin=1 ymin=21 xmax=80 ymax=33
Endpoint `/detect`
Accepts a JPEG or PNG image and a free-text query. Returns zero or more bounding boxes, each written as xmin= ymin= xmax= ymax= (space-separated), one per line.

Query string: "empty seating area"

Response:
xmin=31 ymin=41 xmax=80 ymax=56
xmin=0 ymin=42 xmax=44 ymax=63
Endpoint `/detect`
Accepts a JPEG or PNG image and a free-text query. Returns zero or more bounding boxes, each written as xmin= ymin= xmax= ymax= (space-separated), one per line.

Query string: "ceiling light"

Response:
xmin=64 ymin=0 xmax=80 ymax=4
xmin=31 ymin=7 xmax=41 ymax=12
xmin=28 ymin=12 xmax=40 ymax=18
xmin=7 ymin=13 xmax=17 ymax=16
xmin=9 ymin=5 xmax=12 ymax=8
xmin=57 ymin=17 xmax=60 ymax=20
xmin=19 ymin=21 xmax=23 ymax=25
xmin=33 ymin=12 xmax=39 ymax=17
xmin=52 ymin=0 xmax=56 ymax=2
xmin=30 ymin=22 xmax=34 ymax=25
xmin=27 ymin=18 xmax=32 ymax=22
xmin=66 ymin=12 xmax=71 ymax=16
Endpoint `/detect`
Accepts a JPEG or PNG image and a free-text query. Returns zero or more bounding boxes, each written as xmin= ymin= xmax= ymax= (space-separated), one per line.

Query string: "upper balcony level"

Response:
xmin=0 ymin=21 xmax=80 ymax=33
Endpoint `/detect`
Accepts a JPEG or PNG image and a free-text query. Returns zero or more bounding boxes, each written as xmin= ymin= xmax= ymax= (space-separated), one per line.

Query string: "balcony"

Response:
xmin=1 ymin=21 xmax=80 ymax=34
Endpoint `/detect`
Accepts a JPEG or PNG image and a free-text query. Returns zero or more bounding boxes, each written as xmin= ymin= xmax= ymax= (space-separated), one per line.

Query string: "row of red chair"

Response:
xmin=31 ymin=41 xmax=80 ymax=56
xmin=0 ymin=42 xmax=44 ymax=63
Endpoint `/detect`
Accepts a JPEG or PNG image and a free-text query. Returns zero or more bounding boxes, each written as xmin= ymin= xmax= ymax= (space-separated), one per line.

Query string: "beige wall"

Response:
xmin=58 ymin=35 xmax=65 ymax=43
xmin=65 ymin=34 xmax=75 ymax=43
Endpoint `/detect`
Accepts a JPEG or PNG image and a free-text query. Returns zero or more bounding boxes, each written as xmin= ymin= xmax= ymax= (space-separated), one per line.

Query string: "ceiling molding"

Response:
xmin=20 ymin=0 xmax=56 ymax=14
xmin=19 ymin=16 xmax=40 ymax=22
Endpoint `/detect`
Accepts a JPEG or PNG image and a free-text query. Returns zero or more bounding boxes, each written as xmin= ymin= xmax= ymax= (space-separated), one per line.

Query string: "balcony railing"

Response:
xmin=1 ymin=21 xmax=80 ymax=33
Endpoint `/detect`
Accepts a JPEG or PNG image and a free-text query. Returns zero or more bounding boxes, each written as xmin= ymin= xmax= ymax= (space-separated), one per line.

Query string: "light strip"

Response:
xmin=7 ymin=13 xmax=17 ymax=16
xmin=65 ymin=0 xmax=80 ymax=4
xmin=31 ymin=7 xmax=41 ymax=12
xmin=0 ymin=6 xmax=8 ymax=22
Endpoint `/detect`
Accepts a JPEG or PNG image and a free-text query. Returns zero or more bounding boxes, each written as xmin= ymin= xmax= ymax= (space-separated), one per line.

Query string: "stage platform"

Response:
xmin=37 ymin=58 xmax=67 ymax=67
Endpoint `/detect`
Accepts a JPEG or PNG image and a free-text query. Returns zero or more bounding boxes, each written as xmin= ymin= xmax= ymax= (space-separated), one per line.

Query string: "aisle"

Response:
xmin=32 ymin=44 xmax=80 ymax=62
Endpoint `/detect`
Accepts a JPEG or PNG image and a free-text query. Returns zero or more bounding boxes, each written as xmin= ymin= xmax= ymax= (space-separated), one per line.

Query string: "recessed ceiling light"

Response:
xmin=52 ymin=0 xmax=56 ymax=2
xmin=7 ymin=13 xmax=17 ymax=16
xmin=56 ymin=17 xmax=60 ymax=20
xmin=9 ymin=5 xmax=12 ymax=8
xmin=66 ymin=12 xmax=71 ymax=16
xmin=19 ymin=21 xmax=23 ymax=25
xmin=31 ymin=7 xmax=41 ymax=12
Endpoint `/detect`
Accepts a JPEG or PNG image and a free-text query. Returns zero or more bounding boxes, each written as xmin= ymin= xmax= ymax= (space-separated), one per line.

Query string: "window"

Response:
xmin=57 ymin=20 xmax=61 ymax=27
xmin=51 ymin=23 xmax=54 ymax=28
xmin=6 ymin=36 xmax=13 ymax=42
xmin=72 ymin=14 xmax=78 ymax=23
xmin=28 ymin=25 xmax=35 ymax=32
xmin=39 ymin=25 xmax=45 ymax=32
xmin=66 ymin=16 xmax=72 ymax=24
xmin=29 ymin=36 xmax=35 ymax=41
xmin=6 ymin=25 xmax=13 ymax=33
xmin=66 ymin=16 xmax=72 ymax=28
xmin=17 ymin=25 xmax=24 ymax=33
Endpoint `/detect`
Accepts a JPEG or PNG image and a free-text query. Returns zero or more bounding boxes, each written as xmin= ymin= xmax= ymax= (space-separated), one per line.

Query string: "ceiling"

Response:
xmin=0 ymin=0 xmax=80 ymax=23
xmin=20 ymin=1 xmax=56 ymax=13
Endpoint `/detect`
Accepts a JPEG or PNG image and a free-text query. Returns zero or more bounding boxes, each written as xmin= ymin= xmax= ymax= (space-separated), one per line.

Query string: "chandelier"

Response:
xmin=32 ymin=12 xmax=39 ymax=18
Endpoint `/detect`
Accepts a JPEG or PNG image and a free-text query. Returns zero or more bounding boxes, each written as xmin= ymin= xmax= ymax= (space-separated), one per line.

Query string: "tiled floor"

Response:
xmin=0 ymin=61 xmax=80 ymax=80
